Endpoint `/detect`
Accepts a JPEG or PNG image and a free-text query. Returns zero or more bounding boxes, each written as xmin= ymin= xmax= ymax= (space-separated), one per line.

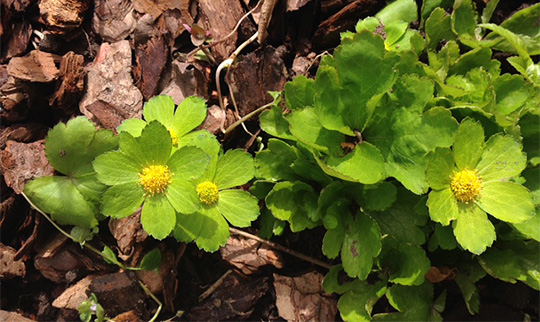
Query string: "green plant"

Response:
xmin=78 ymin=293 xmax=106 ymax=322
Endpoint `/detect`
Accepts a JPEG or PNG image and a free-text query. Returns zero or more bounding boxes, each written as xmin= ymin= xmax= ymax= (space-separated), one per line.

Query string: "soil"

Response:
xmin=1 ymin=0 xmax=538 ymax=321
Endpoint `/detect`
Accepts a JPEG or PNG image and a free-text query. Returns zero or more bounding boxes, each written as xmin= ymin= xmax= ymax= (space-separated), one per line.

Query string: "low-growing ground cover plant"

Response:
xmin=21 ymin=0 xmax=539 ymax=320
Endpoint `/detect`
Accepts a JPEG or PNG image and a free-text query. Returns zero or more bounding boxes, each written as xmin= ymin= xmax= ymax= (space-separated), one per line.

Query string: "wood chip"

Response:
xmin=108 ymin=210 xmax=147 ymax=261
xmin=89 ymin=272 xmax=147 ymax=318
xmin=52 ymin=275 xmax=93 ymax=310
xmin=49 ymin=51 xmax=85 ymax=113
xmin=0 ymin=20 xmax=32 ymax=63
xmin=92 ymin=0 xmax=137 ymax=43
xmin=132 ymin=0 xmax=191 ymax=20
xmin=0 ymin=123 xmax=48 ymax=149
xmin=220 ymin=236 xmax=283 ymax=275
xmin=286 ymin=0 xmax=313 ymax=12
xmin=0 ymin=140 xmax=54 ymax=194
xmin=273 ymin=271 xmax=338 ymax=322
xmin=186 ymin=272 xmax=269 ymax=321
xmin=7 ymin=50 xmax=61 ymax=83
xmin=39 ymin=0 xmax=90 ymax=33
xmin=198 ymin=0 xmax=246 ymax=61
xmin=0 ymin=243 xmax=26 ymax=279
xmin=228 ymin=46 xmax=288 ymax=116
xmin=312 ymin=0 xmax=383 ymax=49
xmin=79 ymin=40 xmax=143 ymax=129
xmin=0 ymin=310 xmax=35 ymax=322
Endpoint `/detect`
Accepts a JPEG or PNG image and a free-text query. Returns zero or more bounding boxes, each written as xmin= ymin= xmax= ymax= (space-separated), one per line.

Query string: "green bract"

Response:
xmin=426 ymin=118 xmax=535 ymax=254
xmin=24 ymin=117 xmax=118 ymax=228
xmin=173 ymin=147 xmax=260 ymax=252
xmin=117 ymin=95 xmax=207 ymax=148
xmin=93 ymin=121 xmax=210 ymax=240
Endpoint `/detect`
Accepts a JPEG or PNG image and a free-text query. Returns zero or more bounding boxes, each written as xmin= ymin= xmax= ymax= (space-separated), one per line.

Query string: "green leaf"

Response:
xmin=390 ymin=74 xmax=434 ymax=112
xmin=167 ymin=146 xmax=209 ymax=181
xmin=173 ymin=205 xmax=230 ymax=252
xmin=24 ymin=176 xmax=98 ymax=228
xmin=425 ymin=8 xmax=456 ymax=50
xmin=117 ymin=118 xmax=146 ymax=137
xmin=341 ymin=213 xmax=381 ymax=279
xmin=166 ymin=180 xmax=200 ymax=214
xmin=141 ymin=194 xmax=176 ymax=240
xmin=117 ymin=131 xmax=147 ymax=165
xmin=218 ymin=190 xmax=259 ymax=227
xmin=427 ymin=188 xmax=459 ymax=226
xmin=259 ymin=106 xmax=295 ymax=141
xmin=428 ymin=223 xmax=457 ymax=251
xmin=379 ymin=240 xmax=430 ymax=286
xmin=448 ymin=47 xmax=500 ymax=77
xmin=288 ymin=106 xmax=343 ymax=154
xmin=72 ymin=174 xmax=109 ymax=213
xmin=359 ymin=182 xmax=397 ymax=211
xmin=387 ymin=107 xmax=458 ymax=195
xmin=478 ymin=240 xmax=540 ymax=290
xmin=315 ymin=63 xmax=352 ymax=135
xmin=322 ymin=203 xmax=349 ymax=259
xmin=426 ymin=148 xmax=454 ymax=190
xmin=102 ymin=246 xmax=123 ymax=267
xmin=376 ymin=0 xmax=417 ymax=24
xmin=453 ymin=118 xmax=484 ymax=170
xmin=177 ymin=130 xmax=221 ymax=180
xmin=454 ymin=271 xmax=481 ymax=315
xmin=138 ymin=121 xmax=172 ymax=166
xmin=476 ymin=134 xmax=527 ymax=182
xmin=373 ymin=282 xmax=433 ymax=321
xmin=373 ymin=187 xmax=427 ymax=245
xmin=265 ymin=181 xmax=318 ymax=232
xmin=493 ymin=74 xmax=529 ymax=115
xmin=284 ymin=76 xmax=315 ymax=110
xmin=143 ymin=95 xmax=175 ymax=128
xmin=338 ymin=280 xmax=388 ymax=322
xmin=511 ymin=208 xmax=540 ymax=242
xmin=453 ymin=204 xmax=495 ymax=255
xmin=488 ymin=3 xmax=540 ymax=55
xmin=451 ymin=0 xmax=478 ymax=43
xmin=334 ymin=31 xmax=399 ymax=130
xmin=324 ymin=142 xmax=385 ymax=184
xmin=101 ymin=182 xmax=145 ymax=219
xmin=173 ymin=96 xmax=208 ymax=137
xmin=476 ymin=181 xmax=534 ymax=223
xmin=139 ymin=248 xmax=162 ymax=271
xmin=93 ymin=151 xmax=141 ymax=185
xmin=421 ymin=0 xmax=453 ymax=26
xmin=255 ymin=139 xmax=299 ymax=181
xmin=213 ymin=149 xmax=254 ymax=189
xmin=46 ymin=116 xmax=118 ymax=176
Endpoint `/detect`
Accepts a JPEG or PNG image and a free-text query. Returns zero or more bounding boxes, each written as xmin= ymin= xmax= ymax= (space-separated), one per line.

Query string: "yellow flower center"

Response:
xmin=168 ymin=128 xmax=178 ymax=147
xmin=196 ymin=181 xmax=219 ymax=205
xmin=451 ymin=169 xmax=482 ymax=203
xmin=138 ymin=164 xmax=172 ymax=196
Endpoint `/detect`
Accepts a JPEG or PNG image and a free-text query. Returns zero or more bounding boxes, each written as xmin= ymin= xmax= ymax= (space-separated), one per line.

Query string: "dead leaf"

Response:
xmin=0 ymin=243 xmax=26 ymax=279
xmin=108 ymin=210 xmax=147 ymax=261
xmin=0 ymin=20 xmax=32 ymax=63
xmin=426 ymin=266 xmax=457 ymax=283
xmin=132 ymin=0 xmax=191 ymax=21
xmin=200 ymin=104 xmax=226 ymax=135
xmin=134 ymin=36 xmax=168 ymax=100
xmin=0 ymin=140 xmax=54 ymax=194
xmin=7 ymin=50 xmax=61 ymax=83
xmin=273 ymin=271 xmax=338 ymax=322
xmin=287 ymin=0 xmax=312 ymax=12
xmin=79 ymin=40 xmax=143 ymax=129
xmin=159 ymin=60 xmax=209 ymax=104
xmin=220 ymin=236 xmax=284 ymax=275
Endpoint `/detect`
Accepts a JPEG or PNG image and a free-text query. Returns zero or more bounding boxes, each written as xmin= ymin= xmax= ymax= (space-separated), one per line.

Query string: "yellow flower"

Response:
xmin=450 ymin=169 xmax=482 ymax=203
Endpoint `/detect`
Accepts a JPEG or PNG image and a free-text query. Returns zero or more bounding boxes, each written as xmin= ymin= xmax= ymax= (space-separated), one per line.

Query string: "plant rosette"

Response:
xmin=173 ymin=148 xmax=260 ymax=252
xmin=117 ymin=95 xmax=207 ymax=148
xmin=93 ymin=120 xmax=210 ymax=240
xmin=426 ymin=118 xmax=535 ymax=254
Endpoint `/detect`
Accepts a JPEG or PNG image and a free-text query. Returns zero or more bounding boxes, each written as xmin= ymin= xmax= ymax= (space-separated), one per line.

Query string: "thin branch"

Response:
xmin=229 ymin=227 xmax=333 ymax=270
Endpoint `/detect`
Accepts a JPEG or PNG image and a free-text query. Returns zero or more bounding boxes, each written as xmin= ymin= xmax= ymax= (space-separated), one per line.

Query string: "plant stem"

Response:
xmin=229 ymin=227 xmax=333 ymax=270
xmin=138 ymin=281 xmax=162 ymax=322
xmin=223 ymin=101 xmax=273 ymax=135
